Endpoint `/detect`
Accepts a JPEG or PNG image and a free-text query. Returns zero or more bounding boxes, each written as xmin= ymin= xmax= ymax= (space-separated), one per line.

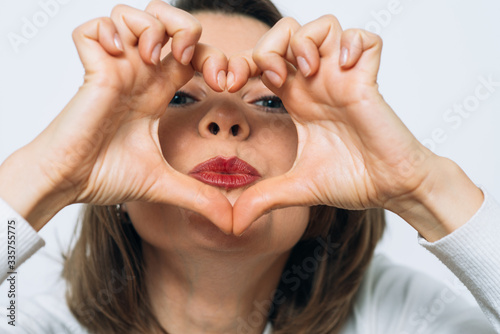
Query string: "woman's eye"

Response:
xmin=169 ymin=92 xmax=196 ymax=107
xmin=253 ymin=96 xmax=287 ymax=113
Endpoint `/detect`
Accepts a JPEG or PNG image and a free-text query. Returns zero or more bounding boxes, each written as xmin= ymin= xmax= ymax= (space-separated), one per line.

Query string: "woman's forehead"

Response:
xmin=194 ymin=12 xmax=270 ymax=57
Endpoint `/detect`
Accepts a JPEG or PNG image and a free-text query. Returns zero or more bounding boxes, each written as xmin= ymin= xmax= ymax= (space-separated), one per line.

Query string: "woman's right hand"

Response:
xmin=0 ymin=1 xmax=233 ymax=232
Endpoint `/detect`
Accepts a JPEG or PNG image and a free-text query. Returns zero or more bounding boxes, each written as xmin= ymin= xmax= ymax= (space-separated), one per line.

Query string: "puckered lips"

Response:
xmin=189 ymin=156 xmax=261 ymax=189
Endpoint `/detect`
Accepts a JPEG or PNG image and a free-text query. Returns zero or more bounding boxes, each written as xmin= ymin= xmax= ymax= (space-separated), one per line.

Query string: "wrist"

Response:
xmin=387 ymin=156 xmax=484 ymax=242
xmin=0 ymin=148 xmax=74 ymax=231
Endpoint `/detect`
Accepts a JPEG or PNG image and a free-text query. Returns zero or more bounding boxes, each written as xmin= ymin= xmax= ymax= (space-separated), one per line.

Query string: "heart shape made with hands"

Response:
xmin=40 ymin=2 xmax=413 ymax=238
xmin=146 ymin=5 xmax=401 ymax=238
xmin=169 ymin=17 xmax=396 ymax=237
xmin=64 ymin=2 xmax=449 ymax=243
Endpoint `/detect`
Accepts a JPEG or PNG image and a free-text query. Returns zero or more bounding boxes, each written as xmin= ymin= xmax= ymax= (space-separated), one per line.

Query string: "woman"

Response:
xmin=0 ymin=0 xmax=499 ymax=333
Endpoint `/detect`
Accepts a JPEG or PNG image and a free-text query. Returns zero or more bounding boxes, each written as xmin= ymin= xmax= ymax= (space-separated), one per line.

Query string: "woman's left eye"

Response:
xmin=253 ymin=96 xmax=287 ymax=113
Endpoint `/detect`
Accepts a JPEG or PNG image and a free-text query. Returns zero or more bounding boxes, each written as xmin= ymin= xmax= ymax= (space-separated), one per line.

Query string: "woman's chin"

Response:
xmin=183 ymin=208 xmax=273 ymax=252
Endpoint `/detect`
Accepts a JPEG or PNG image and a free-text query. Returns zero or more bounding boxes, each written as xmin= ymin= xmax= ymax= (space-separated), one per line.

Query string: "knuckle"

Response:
xmin=363 ymin=28 xmax=382 ymax=41
xmin=71 ymin=28 xmax=80 ymax=41
xmin=289 ymin=34 xmax=303 ymax=50
xmin=319 ymin=14 xmax=338 ymax=23
xmin=277 ymin=17 xmax=300 ymax=32
xmin=186 ymin=18 xmax=202 ymax=37
xmin=111 ymin=4 xmax=130 ymax=16
xmin=174 ymin=17 xmax=202 ymax=40
xmin=98 ymin=16 xmax=114 ymax=29
xmin=279 ymin=16 xmax=298 ymax=26
xmin=72 ymin=22 xmax=86 ymax=35
xmin=151 ymin=18 xmax=165 ymax=32
xmin=343 ymin=28 xmax=358 ymax=35
xmin=146 ymin=0 xmax=164 ymax=10
xmin=230 ymin=55 xmax=250 ymax=71
xmin=365 ymin=30 xmax=383 ymax=48
xmin=72 ymin=17 xmax=111 ymax=40
xmin=317 ymin=14 xmax=341 ymax=30
xmin=252 ymin=48 xmax=267 ymax=65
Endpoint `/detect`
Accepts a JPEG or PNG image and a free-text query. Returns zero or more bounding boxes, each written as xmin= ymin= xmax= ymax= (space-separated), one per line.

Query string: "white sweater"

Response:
xmin=0 ymin=191 xmax=499 ymax=334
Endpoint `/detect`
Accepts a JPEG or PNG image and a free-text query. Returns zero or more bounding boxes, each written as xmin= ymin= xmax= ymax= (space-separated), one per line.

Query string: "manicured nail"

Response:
xmin=226 ymin=71 xmax=235 ymax=91
xmin=151 ymin=43 xmax=162 ymax=65
xmin=340 ymin=47 xmax=349 ymax=67
xmin=181 ymin=45 xmax=195 ymax=65
xmin=114 ymin=33 xmax=123 ymax=51
xmin=264 ymin=70 xmax=283 ymax=88
xmin=297 ymin=56 xmax=311 ymax=77
xmin=217 ymin=70 xmax=226 ymax=91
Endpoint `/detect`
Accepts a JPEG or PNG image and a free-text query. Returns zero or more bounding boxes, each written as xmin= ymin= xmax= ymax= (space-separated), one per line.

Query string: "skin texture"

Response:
xmin=126 ymin=14 xmax=309 ymax=334
xmin=0 ymin=1 xmax=484 ymax=333
xmin=0 ymin=1 xmax=234 ymax=232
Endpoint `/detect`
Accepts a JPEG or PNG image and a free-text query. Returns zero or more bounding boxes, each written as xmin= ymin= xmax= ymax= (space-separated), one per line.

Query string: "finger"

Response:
xmin=72 ymin=17 xmax=123 ymax=66
xmin=191 ymin=43 xmax=228 ymax=92
xmin=159 ymin=53 xmax=195 ymax=99
xmin=233 ymin=174 xmax=314 ymax=235
xmin=253 ymin=17 xmax=301 ymax=88
xmin=110 ymin=4 xmax=169 ymax=65
xmin=289 ymin=14 xmax=343 ymax=77
xmin=152 ymin=169 xmax=233 ymax=234
xmin=340 ymin=29 xmax=383 ymax=71
xmin=227 ymin=50 xmax=261 ymax=92
xmin=145 ymin=0 xmax=202 ymax=65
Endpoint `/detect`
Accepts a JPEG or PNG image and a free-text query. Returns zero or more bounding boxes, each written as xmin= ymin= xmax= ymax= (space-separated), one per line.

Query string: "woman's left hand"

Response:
xmin=231 ymin=15 xmax=483 ymax=238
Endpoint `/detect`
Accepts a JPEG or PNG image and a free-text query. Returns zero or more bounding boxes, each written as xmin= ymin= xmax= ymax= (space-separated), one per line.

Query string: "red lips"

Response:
xmin=189 ymin=156 xmax=261 ymax=189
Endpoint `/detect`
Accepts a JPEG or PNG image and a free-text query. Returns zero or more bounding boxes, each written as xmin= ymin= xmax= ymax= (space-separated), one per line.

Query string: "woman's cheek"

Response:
xmin=259 ymin=118 xmax=298 ymax=176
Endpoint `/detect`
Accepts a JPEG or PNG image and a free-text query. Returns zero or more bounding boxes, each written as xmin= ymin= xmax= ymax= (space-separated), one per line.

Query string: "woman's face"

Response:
xmin=127 ymin=13 xmax=310 ymax=256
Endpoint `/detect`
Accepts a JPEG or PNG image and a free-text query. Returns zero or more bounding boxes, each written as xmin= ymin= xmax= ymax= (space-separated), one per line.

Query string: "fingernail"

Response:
xmin=181 ymin=45 xmax=195 ymax=65
xmin=297 ymin=56 xmax=311 ymax=77
xmin=217 ymin=70 xmax=226 ymax=91
xmin=217 ymin=227 xmax=232 ymax=236
xmin=264 ymin=70 xmax=283 ymax=88
xmin=236 ymin=229 xmax=247 ymax=237
xmin=340 ymin=47 xmax=349 ymax=67
xmin=114 ymin=33 xmax=123 ymax=51
xmin=151 ymin=43 xmax=162 ymax=65
xmin=226 ymin=71 xmax=235 ymax=91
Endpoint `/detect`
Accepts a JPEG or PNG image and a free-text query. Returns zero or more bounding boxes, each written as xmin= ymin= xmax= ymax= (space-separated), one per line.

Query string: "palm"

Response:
xmin=282 ymin=54 xmax=418 ymax=209
xmin=233 ymin=20 xmax=431 ymax=234
xmin=31 ymin=5 xmax=234 ymax=232
xmin=42 ymin=46 xmax=186 ymax=205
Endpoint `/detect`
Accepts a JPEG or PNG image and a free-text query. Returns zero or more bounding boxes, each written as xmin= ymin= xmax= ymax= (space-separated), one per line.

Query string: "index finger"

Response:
xmin=227 ymin=50 xmax=261 ymax=92
xmin=145 ymin=0 xmax=202 ymax=65
xmin=252 ymin=17 xmax=301 ymax=88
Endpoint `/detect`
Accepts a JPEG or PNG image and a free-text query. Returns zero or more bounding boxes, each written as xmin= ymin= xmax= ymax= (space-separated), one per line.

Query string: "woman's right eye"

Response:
xmin=169 ymin=92 xmax=197 ymax=107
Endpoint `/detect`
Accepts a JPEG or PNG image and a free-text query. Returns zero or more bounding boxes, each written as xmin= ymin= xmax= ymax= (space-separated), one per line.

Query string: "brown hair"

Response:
xmin=62 ymin=1 xmax=386 ymax=333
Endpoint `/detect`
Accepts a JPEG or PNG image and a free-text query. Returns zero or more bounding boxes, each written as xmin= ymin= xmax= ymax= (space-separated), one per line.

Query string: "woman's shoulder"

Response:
xmin=340 ymin=254 xmax=494 ymax=334
xmin=0 ymin=286 xmax=87 ymax=334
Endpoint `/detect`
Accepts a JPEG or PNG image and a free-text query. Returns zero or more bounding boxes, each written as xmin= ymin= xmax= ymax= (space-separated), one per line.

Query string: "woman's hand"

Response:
xmin=232 ymin=15 xmax=483 ymax=239
xmin=0 ymin=1 xmax=233 ymax=232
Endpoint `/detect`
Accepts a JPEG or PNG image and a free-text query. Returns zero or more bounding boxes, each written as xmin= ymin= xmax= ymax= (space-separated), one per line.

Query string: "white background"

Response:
xmin=0 ymin=0 xmax=499 ymax=309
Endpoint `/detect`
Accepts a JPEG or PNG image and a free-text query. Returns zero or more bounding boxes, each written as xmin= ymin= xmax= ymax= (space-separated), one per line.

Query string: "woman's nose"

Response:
xmin=198 ymin=108 xmax=250 ymax=140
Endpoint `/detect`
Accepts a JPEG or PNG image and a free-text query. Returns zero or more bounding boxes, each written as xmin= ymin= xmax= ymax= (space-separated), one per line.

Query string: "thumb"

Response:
xmin=149 ymin=168 xmax=233 ymax=234
xmin=233 ymin=173 xmax=313 ymax=235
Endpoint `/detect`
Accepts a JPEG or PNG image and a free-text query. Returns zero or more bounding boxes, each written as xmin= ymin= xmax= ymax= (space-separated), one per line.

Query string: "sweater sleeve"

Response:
xmin=0 ymin=198 xmax=45 ymax=282
xmin=418 ymin=189 xmax=500 ymax=332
